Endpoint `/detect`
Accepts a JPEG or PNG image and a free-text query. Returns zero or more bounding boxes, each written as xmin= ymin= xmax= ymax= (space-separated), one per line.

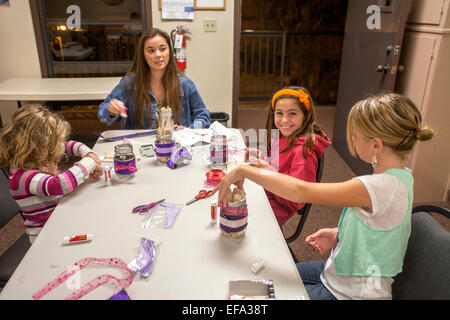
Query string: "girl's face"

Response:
xmin=274 ymin=98 xmax=304 ymax=137
xmin=144 ymin=35 xmax=170 ymax=72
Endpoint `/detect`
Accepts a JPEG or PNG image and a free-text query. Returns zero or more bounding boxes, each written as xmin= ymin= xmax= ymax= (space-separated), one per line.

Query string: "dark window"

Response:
xmin=31 ymin=0 xmax=151 ymax=77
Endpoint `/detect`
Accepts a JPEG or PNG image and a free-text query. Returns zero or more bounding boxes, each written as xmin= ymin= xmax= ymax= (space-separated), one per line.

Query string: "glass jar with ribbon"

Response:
xmin=114 ymin=143 xmax=137 ymax=177
xmin=220 ymin=187 xmax=248 ymax=238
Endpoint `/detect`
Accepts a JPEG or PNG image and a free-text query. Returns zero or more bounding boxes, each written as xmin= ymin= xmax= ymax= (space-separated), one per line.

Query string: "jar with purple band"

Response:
xmin=210 ymin=135 xmax=227 ymax=169
xmin=220 ymin=197 xmax=247 ymax=238
xmin=114 ymin=143 xmax=137 ymax=177
xmin=155 ymin=139 xmax=177 ymax=164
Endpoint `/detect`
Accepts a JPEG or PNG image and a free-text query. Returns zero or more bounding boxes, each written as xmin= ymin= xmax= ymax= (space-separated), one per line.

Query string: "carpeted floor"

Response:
xmin=1 ymin=105 xmax=449 ymax=263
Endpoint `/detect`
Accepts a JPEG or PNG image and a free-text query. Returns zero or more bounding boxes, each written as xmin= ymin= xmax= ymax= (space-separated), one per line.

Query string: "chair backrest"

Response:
xmin=392 ymin=210 xmax=450 ymax=300
xmin=0 ymin=167 xmax=21 ymax=228
xmin=285 ymin=154 xmax=324 ymax=243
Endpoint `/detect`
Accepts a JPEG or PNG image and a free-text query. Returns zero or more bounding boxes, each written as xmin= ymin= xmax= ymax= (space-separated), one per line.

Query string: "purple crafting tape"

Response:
xmin=166 ymin=147 xmax=192 ymax=169
xmin=155 ymin=141 xmax=176 ymax=157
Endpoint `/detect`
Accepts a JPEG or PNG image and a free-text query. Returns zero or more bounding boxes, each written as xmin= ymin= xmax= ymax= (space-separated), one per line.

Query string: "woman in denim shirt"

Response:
xmin=98 ymin=28 xmax=211 ymax=129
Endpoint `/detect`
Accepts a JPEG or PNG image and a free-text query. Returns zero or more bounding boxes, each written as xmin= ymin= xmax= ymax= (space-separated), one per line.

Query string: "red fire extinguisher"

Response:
xmin=171 ymin=26 xmax=190 ymax=70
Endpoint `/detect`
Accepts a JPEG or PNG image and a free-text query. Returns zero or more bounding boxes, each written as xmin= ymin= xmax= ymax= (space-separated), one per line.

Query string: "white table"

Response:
xmin=0 ymin=130 xmax=308 ymax=300
xmin=0 ymin=77 xmax=121 ymax=102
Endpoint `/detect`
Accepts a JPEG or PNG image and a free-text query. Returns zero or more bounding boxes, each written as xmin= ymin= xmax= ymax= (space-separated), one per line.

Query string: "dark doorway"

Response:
xmin=239 ymin=0 xmax=348 ymax=105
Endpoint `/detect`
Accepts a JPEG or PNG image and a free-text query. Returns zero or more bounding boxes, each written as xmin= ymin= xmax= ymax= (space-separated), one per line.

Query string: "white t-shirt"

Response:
xmin=320 ymin=171 xmax=410 ymax=300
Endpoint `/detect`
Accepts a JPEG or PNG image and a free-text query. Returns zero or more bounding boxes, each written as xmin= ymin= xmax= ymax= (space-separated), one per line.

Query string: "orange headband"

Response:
xmin=271 ymin=89 xmax=311 ymax=111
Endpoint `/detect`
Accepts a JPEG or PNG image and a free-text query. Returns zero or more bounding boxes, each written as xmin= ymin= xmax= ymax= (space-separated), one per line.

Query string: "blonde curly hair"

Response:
xmin=346 ymin=93 xmax=435 ymax=161
xmin=0 ymin=104 xmax=71 ymax=175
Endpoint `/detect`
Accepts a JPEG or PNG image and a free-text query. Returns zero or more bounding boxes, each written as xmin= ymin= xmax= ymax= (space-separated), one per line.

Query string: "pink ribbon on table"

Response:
xmin=32 ymin=257 xmax=133 ymax=300
xmin=114 ymin=165 xmax=138 ymax=173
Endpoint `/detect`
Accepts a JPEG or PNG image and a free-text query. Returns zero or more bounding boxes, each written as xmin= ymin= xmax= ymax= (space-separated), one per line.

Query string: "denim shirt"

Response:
xmin=98 ymin=74 xmax=211 ymax=129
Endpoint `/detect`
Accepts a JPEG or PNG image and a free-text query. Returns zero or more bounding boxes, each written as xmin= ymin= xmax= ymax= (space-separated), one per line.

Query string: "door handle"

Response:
xmin=376 ymin=64 xmax=390 ymax=73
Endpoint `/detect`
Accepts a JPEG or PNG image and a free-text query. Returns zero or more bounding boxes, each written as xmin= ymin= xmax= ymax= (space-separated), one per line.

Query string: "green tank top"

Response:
xmin=334 ymin=168 xmax=413 ymax=277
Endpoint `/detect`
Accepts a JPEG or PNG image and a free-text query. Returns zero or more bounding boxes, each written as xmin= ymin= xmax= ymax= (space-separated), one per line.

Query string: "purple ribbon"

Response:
xmin=166 ymin=147 xmax=192 ymax=169
xmin=155 ymin=141 xmax=177 ymax=157
xmin=114 ymin=158 xmax=137 ymax=175
xmin=96 ymin=130 xmax=157 ymax=142
xmin=131 ymin=238 xmax=157 ymax=278
xmin=160 ymin=203 xmax=182 ymax=228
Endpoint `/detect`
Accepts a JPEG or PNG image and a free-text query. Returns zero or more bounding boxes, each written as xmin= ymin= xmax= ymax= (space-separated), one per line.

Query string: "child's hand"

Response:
xmin=89 ymin=165 xmax=103 ymax=179
xmin=305 ymin=228 xmax=338 ymax=255
xmin=212 ymin=166 xmax=245 ymax=207
xmin=245 ymin=147 xmax=262 ymax=161
xmin=174 ymin=124 xmax=187 ymax=130
xmin=248 ymin=156 xmax=271 ymax=169
xmin=85 ymin=152 xmax=103 ymax=179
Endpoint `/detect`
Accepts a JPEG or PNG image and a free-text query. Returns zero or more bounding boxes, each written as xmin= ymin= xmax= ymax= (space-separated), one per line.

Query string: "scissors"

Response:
xmin=186 ymin=190 xmax=215 ymax=206
xmin=132 ymin=198 xmax=165 ymax=214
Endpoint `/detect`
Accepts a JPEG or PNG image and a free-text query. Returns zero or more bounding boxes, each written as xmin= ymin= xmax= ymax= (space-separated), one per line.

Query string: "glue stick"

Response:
xmin=210 ymin=200 xmax=218 ymax=224
xmin=63 ymin=234 xmax=93 ymax=245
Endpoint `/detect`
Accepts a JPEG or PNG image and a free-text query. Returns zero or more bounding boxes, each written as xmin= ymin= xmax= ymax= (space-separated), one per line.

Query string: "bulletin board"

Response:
xmin=158 ymin=0 xmax=226 ymax=10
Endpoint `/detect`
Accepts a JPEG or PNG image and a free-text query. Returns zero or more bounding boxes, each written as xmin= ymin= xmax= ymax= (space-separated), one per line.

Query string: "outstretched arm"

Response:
xmin=214 ymin=165 xmax=371 ymax=210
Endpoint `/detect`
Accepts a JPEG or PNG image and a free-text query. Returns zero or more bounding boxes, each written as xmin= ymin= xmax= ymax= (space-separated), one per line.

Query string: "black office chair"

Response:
xmin=0 ymin=167 xmax=31 ymax=288
xmin=392 ymin=205 xmax=450 ymax=300
xmin=284 ymin=155 xmax=324 ymax=263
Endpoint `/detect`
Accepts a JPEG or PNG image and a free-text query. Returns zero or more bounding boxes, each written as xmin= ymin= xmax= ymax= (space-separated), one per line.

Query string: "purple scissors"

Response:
xmin=132 ymin=199 xmax=165 ymax=214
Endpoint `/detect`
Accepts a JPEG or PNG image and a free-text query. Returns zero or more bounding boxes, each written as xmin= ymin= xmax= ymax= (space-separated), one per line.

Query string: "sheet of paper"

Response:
xmin=161 ymin=0 xmax=194 ymax=20
xmin=196 ymin=0 xmax=224 ymax=8
xmin=173 ymin=128 xmax=213 ymax=146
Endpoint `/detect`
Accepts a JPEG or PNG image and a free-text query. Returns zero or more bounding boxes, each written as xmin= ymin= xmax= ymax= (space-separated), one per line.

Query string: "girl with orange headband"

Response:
xmin=247 ymin=86 xmax=331 ymax=226
xmin=214 ymin=93 xmax=434 ymax=299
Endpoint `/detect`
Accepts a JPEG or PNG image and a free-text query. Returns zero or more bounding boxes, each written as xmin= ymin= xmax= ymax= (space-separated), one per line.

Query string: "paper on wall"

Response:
xmin=161 ymin=0 xmax=194 ymax=20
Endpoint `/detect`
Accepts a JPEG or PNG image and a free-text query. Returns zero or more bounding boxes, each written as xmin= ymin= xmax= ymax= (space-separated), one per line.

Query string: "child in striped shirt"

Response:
xmin=0 ymin=105 xmax=103 ymax=243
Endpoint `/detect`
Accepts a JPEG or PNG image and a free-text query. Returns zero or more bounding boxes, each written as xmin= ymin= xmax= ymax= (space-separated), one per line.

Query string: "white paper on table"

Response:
xmin=161 ymin=0 xmax=194 ymax=20
xmin=209 ymin=121 xmax=235 ymax=139
xmin=173 ymin=128 xmax=213 ymax=146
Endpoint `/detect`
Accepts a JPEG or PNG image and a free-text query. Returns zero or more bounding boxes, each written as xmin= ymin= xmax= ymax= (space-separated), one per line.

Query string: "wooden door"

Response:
xmin=333 ymin=0 xmax=411 ymax=175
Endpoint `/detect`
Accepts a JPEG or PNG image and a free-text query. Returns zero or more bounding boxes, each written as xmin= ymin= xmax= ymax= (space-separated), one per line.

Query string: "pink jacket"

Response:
xmin=265 ymin=133 xmax=331 ymax=225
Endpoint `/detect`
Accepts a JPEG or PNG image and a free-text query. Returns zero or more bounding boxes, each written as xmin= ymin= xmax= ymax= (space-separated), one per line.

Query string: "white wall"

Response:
xmin=0 ymin=1 xmax=42 ymax=124
xmin=151 ymin=0 xmax=235 ymax=123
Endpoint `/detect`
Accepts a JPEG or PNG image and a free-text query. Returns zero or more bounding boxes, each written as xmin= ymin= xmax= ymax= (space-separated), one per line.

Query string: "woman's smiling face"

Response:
xmin=274 ymin=98 xmax=304 ymax=137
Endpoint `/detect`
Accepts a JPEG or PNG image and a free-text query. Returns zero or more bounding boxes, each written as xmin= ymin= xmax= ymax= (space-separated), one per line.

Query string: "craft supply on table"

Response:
xmin=210 ymin=135 xmax=228 ymax=169
xmin=32 ymin=257 xmax=133 ymax=300
xmin=157 ymin=106 xmax=174 ymax=137
xmin=63 ymin=234 xmax=93 ymax=245
xmin=166 ymin=146 xmax=192 ymax=169
xmin=96 ymin=130 xmax=157 ymax=142
xmin=155 ymin=140 xmax=177 ymax=164
xmin=186 ymin=189 xmax=215 ymax=206
xmin=228 ymin=280 xmax=275 ymax=300
xmin=141 ymin=202 xmax=183 ymax=229
xmin=204 ymin=169 xmax=226 ymax=188
xmin=108 ymin=288 xmax=131 ymax=300
xmin=250 ymin=259 xmax=266 ymax=274
xmin=220 ymin=187 xmax=248 ymax=238
xmin=114 ymin=143 xmax=137 ymax=177
xmin=210 ymin=199 xmax=218 ymax=224
xmin=128 ymin=237 xmax=160 ymax=279
xmin=132 ymin=198 xmax=165 ymax=214
xmin=140 ymin=144 xmax=155 ymax=157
